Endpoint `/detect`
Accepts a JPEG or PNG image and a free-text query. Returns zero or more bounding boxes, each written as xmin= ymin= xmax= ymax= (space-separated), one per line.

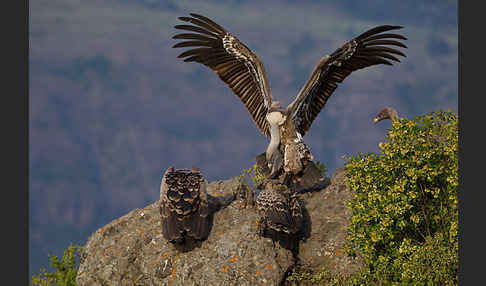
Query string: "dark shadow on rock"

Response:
xmin=171 ymin=237 xmax=204 ymax=253
xmin=207 ymin=192 xmax=236 ymax=212
xmin=294 ymin=161 xmax=330 ymax=193
xmin=298 ymin=177 xmax=331 ymax=194
xmin=298 ymin=198 xmax=312 ymax=242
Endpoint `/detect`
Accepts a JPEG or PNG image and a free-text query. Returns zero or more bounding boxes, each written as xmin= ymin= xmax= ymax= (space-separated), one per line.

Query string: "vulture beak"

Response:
xmin=373 ymin=117 xmax=379 ymax=124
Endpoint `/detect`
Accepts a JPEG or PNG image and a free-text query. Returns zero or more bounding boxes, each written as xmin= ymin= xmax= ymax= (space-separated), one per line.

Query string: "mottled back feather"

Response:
xmin=256 ymin=183 xmax=303 ymax=234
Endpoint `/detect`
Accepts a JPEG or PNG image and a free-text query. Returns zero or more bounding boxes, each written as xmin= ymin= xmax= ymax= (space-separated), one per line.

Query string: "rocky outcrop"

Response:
xmin=76 ymin=168 xmax=364 ymax=285
xmin=292 ymin=168 xmax=365 ymax=279
xmin=76 ymin=178 xmax=294 ymax=286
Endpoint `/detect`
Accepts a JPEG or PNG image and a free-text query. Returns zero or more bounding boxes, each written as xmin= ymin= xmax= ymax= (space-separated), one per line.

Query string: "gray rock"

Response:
xmin=292 ymin=168 xmax=365 ymax=279
xmin=77 ymin=168 xmax=364 ymax=285
xmin=76 ymin=177 xmax=294 ymax=286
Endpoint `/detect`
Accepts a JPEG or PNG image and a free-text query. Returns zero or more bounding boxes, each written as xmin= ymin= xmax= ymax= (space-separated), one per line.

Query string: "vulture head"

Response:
xmin=373 ymin=107 xmax=399 ymax=124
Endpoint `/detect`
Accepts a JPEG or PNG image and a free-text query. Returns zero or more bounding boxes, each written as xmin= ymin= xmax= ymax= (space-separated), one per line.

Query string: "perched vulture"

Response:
xmin=160 ymin=167 xmax=210 ymax=243
xmin=173 ymin=13 xmax=407 ymax=177
xmin=256 ymin=181 xmax=303 ymax=235
xmin=373 ymin=106 xmax=399 ymax=123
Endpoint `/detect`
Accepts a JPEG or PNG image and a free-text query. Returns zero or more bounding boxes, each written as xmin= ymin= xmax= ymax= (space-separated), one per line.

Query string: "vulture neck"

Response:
xmin=265 ymin=111 xmax=286 ymax=161
xmin=266 ymin=124 xmax=281 ymax=161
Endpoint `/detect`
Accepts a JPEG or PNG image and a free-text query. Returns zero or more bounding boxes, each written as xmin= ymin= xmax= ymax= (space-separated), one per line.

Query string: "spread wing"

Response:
xmin=287 ymin=25 xmax=407 ymax=137
xmin=173 ymin=13 xmax=273 ymax=137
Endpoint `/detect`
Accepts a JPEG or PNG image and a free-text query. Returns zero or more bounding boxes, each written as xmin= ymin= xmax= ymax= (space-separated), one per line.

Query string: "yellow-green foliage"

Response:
xmin=343 ymin=109 xmax=458 ymax=285
xmin=395 ymin=232 xmax=458 ymax=285
xmin=31 ymin=244 xmax=83 ymax=286
xmin=240 ymin=163 xmax=266 ymax=188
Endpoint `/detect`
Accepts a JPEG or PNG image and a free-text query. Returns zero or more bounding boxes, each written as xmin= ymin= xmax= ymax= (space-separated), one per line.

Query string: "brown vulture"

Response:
xmin=373 ymin=106 xmax=399 ymax=123
xmin=255 ymin=181 xmax=303 ymax=235
xmin=159 ymin=167 xmax=210 ymax=243
xmin=173 ymin=13 xmax=407 ymax=177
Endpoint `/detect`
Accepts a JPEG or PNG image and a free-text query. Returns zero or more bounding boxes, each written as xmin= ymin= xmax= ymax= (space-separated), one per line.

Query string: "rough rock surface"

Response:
xmin=76 ymin=177 xmax=294 ymax=286
xmin=290 ymin=168 xmax=365 ymax=280
xmin=77 ymin=168 xmax=364 ymax=285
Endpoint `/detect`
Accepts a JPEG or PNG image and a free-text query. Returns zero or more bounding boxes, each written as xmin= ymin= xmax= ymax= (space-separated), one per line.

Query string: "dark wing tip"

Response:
xmin=172 ymin=42 xmax=189 ymax=48
xmin=358 ymin=25 xmax=406 ymax=41
xmin=189 ymin=12 xmax=204 ymax=19
xmin=174 ymin=24 xmax=190 ymax=30
xmin=173 ymin=24 xmax=191 ymax=32
xmin=379 ymin=25 xmax=404 ymax=31
xmin=178 ymin=16 xmax=190 ymax=21
xmin=364 ymin=39 xmax=408 ymax=49
xmin=176 ymin=14 xmax=224 ymax=35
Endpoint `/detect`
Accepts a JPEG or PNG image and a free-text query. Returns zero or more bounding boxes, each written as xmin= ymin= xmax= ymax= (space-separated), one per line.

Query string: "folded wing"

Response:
xmin=160 ymin=167 xmax=210 ymax=243
xmin=287 ymin=25 xmax=407 ymax=137
xmin=173 ymin=13 xmax=273 ymax=137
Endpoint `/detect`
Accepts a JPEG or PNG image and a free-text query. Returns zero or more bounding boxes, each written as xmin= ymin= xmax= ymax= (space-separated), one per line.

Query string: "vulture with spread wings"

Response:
xmin=173 ymin=13 xmax=407 ymax=177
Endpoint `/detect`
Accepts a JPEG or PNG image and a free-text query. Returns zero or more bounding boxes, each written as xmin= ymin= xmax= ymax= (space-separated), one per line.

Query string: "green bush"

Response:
xmin=395 ymin=232 xmax=458 ymax=285
xmin=31 ymin=244 xmax=83 ymax=286
xmin=343 ymin=109 xmax=458 ymax=285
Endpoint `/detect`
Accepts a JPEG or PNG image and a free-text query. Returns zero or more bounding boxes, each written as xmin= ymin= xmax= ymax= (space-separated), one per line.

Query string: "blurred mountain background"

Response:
xmin=29 ymin=0 xmax=457 ymax=278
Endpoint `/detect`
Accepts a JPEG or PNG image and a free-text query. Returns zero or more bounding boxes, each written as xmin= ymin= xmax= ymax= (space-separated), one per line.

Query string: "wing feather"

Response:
xmin=364 ymin=33 xmax=407 ymax=41
xmin=173 ymin=13 xmax=273 ymax=136
xmin=173 ymin=33 xmax=216 ymax=41
xmin=287 ymin=25 xmax=407 ymax=136
xmin=174 ymin=24 xmax=219 ymax=38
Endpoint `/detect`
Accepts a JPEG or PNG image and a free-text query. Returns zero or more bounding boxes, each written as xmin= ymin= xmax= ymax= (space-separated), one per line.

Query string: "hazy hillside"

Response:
xmin=29 ymin=0 xmax=457 ymax=277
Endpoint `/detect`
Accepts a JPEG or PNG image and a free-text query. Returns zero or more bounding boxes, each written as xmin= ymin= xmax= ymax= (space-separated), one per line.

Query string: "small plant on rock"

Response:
xmin=239 ymin=163 xmax=266 ymax=189
xmin=315 ymin=160 xmax=327 ymax=178
xmin=31 ymin=244 xmax=83 ymax=286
